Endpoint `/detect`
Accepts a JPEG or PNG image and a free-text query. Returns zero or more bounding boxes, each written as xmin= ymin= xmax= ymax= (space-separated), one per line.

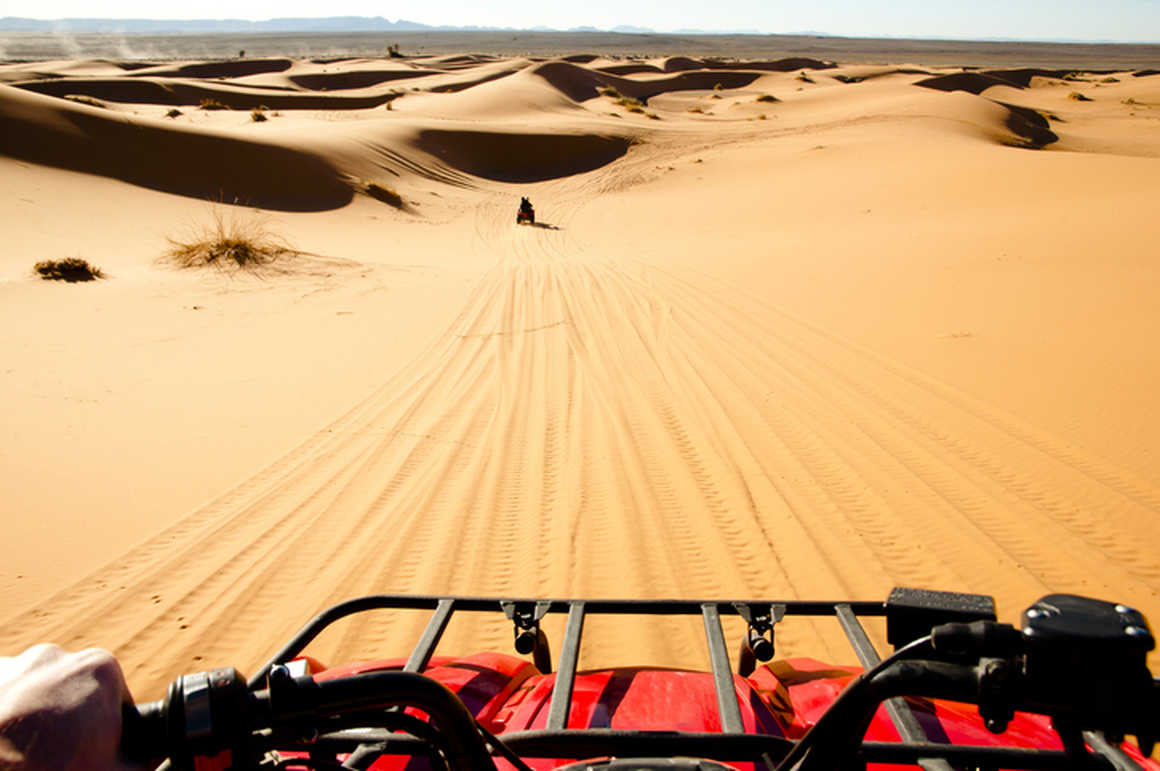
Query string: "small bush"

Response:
xmin=1069 ymin=91 xmax=1093 ymax=101
xmin=166 ymin=108 xmax=182 ymax=118
xmin=756 ymin=94 xmax=780 ymax=103
xmin=646 ymin=112 xmax=660 ymax=120
xmin=164 ymin=209 xmax=294 ymax=271
xmin=758 ymin=113 xmax=767 ymax=120
xmin=64 ymin=94 xmax=105 ymax=108
xmin=688 ymin=106 xmax=706 ymax=114
xmin=35 ymin=258 xmax=104 ymax=282
xmin=796 ymin=71 xmax=814 ymax=83
xmin=388 ymin=43 xmax=403 ymax=58
xmin=625 ymin=104 xmax=644 ymax=114
xmin=1123 ymin=97 xmax=1138 ymax=105
xmin=251 ymin=108 xmax=267 ymax=122
xmin=365 ymin=182 xmax=404 ymax=208
xmin=199 ymin=97 xmax=228 ymax=110
xmin=1100 ymin=76 xmax=1120 ymax=83
xmin=1063 ymin=72 xmax=1089 ymax=81
xmin=616 ymin=95 xmax=643 ymax=109
xmin=599 ymin=86 xmax=622 ymax=99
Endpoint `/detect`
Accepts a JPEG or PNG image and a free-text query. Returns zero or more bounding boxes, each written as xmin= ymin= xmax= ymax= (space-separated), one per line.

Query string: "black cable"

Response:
xmin=473 ymin=718 xmax=535 ymax=771
xmin=774 ymin=635 xmax=933 ymax=771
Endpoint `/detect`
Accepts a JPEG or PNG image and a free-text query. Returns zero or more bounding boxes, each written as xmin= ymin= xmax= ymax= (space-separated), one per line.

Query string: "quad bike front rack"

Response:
xmin=246 ymin=590 xmax=1147 ymax=771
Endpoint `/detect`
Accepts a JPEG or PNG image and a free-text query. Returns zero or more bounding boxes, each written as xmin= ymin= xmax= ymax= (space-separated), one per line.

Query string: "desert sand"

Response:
xmin=1 ymin=49 xmax=1159 ymax=701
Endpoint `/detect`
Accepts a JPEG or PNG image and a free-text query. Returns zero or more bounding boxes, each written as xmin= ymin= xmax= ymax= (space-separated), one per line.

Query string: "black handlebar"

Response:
xmin=124 ymin=667 xmax=498 ymax=770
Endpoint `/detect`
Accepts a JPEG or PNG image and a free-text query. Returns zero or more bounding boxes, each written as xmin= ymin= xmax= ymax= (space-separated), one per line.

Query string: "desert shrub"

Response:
xmin=625 ymin=104 xmax=644 ymax=114
xmin=1063 ymin=72 xmax=1089 ymax=81
xmin=64 ymin=94 xmax=105 ymax=108
xmin=599 ymin=85 xmax=622 ymax=99
xmin=615 ymin=95 xmax=643 ymax=108
xmin=166 ymin=108 xmax=182 ymax=118
xmin=164 ymin=209 xmax=294 ymax=270
xmin=199 ymin=97 xmax=228 ymax=110
xmin=688 ymin=106 xmax=706 ymax=114
xmin=646 ymin=112 xmax=660 ymax=120
xmin=1069 ymin=91 xmax=1092 ymax=101
xmin=365 ymin=182 xmax=404 ymax=208
xmin=251 ymin=107 xmax=267 ymax=122
xmin=35 ymin=258 xmax=104 ymax=282
xmin=388 ymin=43 xmax=403 ymax=58
xmin=756 ymin=94 xmax=780 ymax=103
xmin=796 ymin=71 xmax=814 ymax=83
xmin=1101 ymin=76 xmax=1120 ymax=83
xmin=1123 ymin=97 xmax=1138 ymax=105
xmin=758 ymin=113 xmax=767 ymax=120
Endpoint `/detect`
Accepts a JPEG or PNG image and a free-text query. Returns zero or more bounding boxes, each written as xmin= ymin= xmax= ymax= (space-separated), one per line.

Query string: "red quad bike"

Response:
xmin=123 ymin=588 xmax=1160 ymax=771
xmin=518 ymin=201 xmax=535 ymax=225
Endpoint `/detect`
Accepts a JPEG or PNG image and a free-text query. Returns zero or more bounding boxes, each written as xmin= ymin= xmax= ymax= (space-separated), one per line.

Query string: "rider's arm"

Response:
xmin=0 ymin=644 xmax=140 ymax=771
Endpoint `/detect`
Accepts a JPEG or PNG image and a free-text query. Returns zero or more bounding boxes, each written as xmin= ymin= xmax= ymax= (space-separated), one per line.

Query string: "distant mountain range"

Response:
xmin=0 ymin=17 xmax=763 ymax=35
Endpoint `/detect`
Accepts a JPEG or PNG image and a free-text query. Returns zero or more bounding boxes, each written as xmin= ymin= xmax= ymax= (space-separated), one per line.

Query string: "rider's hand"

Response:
xmin=0 ymin=644 xmax=141 ymax=771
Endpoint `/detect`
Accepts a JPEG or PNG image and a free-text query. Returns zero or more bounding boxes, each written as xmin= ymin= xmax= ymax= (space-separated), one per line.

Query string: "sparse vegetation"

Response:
xmin=625 ymin=103 xmax=644 ymax=114
xmin=598 ymin=86 xmax=622 ymax=99
xmin=688 ymin=106 xmax=706 ymax=114
xmin=796 ymin=71 xmax=814 ymax=83
xmin=758 ymin=113 xmax=767 ymax=120
xmin=646 ymin=112 xmax=660 ymax=120
xmin=163 ymin=209 xmax=295 ymax=271
xmin=1063 ymin=72 xmax=1089 ymax=82
xmin=35 ymin=258 xmax=104 ymax=282
xmin=251 ymin=107 xmax=267 ymax=122
xmin=388 ymin=43 xmax=403 ymax=58
xmin=364 ymin=182 xmax=404 ymax=208
xmin=756 ymin=94 xmax=780 ymax=103
xmin=166 ymin=108 xmax=182 ymax=118
xmin=63 ymin=94 xmax=106 ymax=108
xmin=1100 ymin=76 xmax=1120 ymax=83
xmin=1069 ymin=91 xmax=1093 ymax=101
xmin=1123 ymin=97 xmax=1138 ymax=105
xmin=199 ymin=97 xmax=228 ymax=110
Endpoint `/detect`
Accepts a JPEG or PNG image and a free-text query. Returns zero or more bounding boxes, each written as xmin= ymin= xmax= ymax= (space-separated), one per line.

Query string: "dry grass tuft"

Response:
xmin=365 ymin=182 xmax=404 ymax=208
xmin=164 ymin=209 xmax=295 ymax=271
xmin=35 ymin=258 xmax=104 ymax=282
xmin=756 ymin=94 xmax=780 ymax=103
xmin=199 ymin=97 xmax=229 ymax=110
xmin=165 ymin=108 xmax=182 ymax=118
xmin=64 ymin=94 xmax=106 ymax=108
xmin=796 ymin=71 xmax=814 ymax=83
xmin=1069 ymin=91 xmax=1093 ymax=101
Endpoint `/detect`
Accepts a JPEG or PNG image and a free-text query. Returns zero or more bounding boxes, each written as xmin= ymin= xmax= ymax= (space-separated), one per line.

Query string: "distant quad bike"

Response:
xmin=518 ymin=197 xmax=535 ymax=225
xmin=123 ymin=587 xmax=1160 ymax=770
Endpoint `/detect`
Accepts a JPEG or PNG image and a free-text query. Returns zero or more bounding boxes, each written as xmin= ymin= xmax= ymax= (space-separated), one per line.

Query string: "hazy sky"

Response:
xmin=6 ymin=0 xmax=1160 ymax=42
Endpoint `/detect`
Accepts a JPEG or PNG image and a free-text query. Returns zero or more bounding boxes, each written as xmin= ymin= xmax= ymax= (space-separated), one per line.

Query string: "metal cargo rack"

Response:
xmin=248 ymin=591 xmax=1145 ymax=771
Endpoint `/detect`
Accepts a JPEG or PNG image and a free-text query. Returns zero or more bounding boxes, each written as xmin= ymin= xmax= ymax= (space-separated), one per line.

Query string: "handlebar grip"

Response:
xmin=121 ymin=699 xmax=167 ymax=765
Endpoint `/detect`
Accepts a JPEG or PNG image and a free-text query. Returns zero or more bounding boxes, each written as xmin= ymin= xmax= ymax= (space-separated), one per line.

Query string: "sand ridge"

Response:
xmin=2 ymin=51 xmax=1159 ymax=700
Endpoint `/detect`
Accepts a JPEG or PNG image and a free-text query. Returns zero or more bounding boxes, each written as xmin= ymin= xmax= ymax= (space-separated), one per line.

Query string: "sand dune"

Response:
xmin=2 ymin=50 xmax=1160 ymax=702
xmin=0 ymin=86 xmax=354 ymax=210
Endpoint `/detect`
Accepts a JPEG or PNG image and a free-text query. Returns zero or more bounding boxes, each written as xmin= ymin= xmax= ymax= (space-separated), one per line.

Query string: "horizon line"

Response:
xmin=1 ymin=16 xmax=1159 ymax=46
